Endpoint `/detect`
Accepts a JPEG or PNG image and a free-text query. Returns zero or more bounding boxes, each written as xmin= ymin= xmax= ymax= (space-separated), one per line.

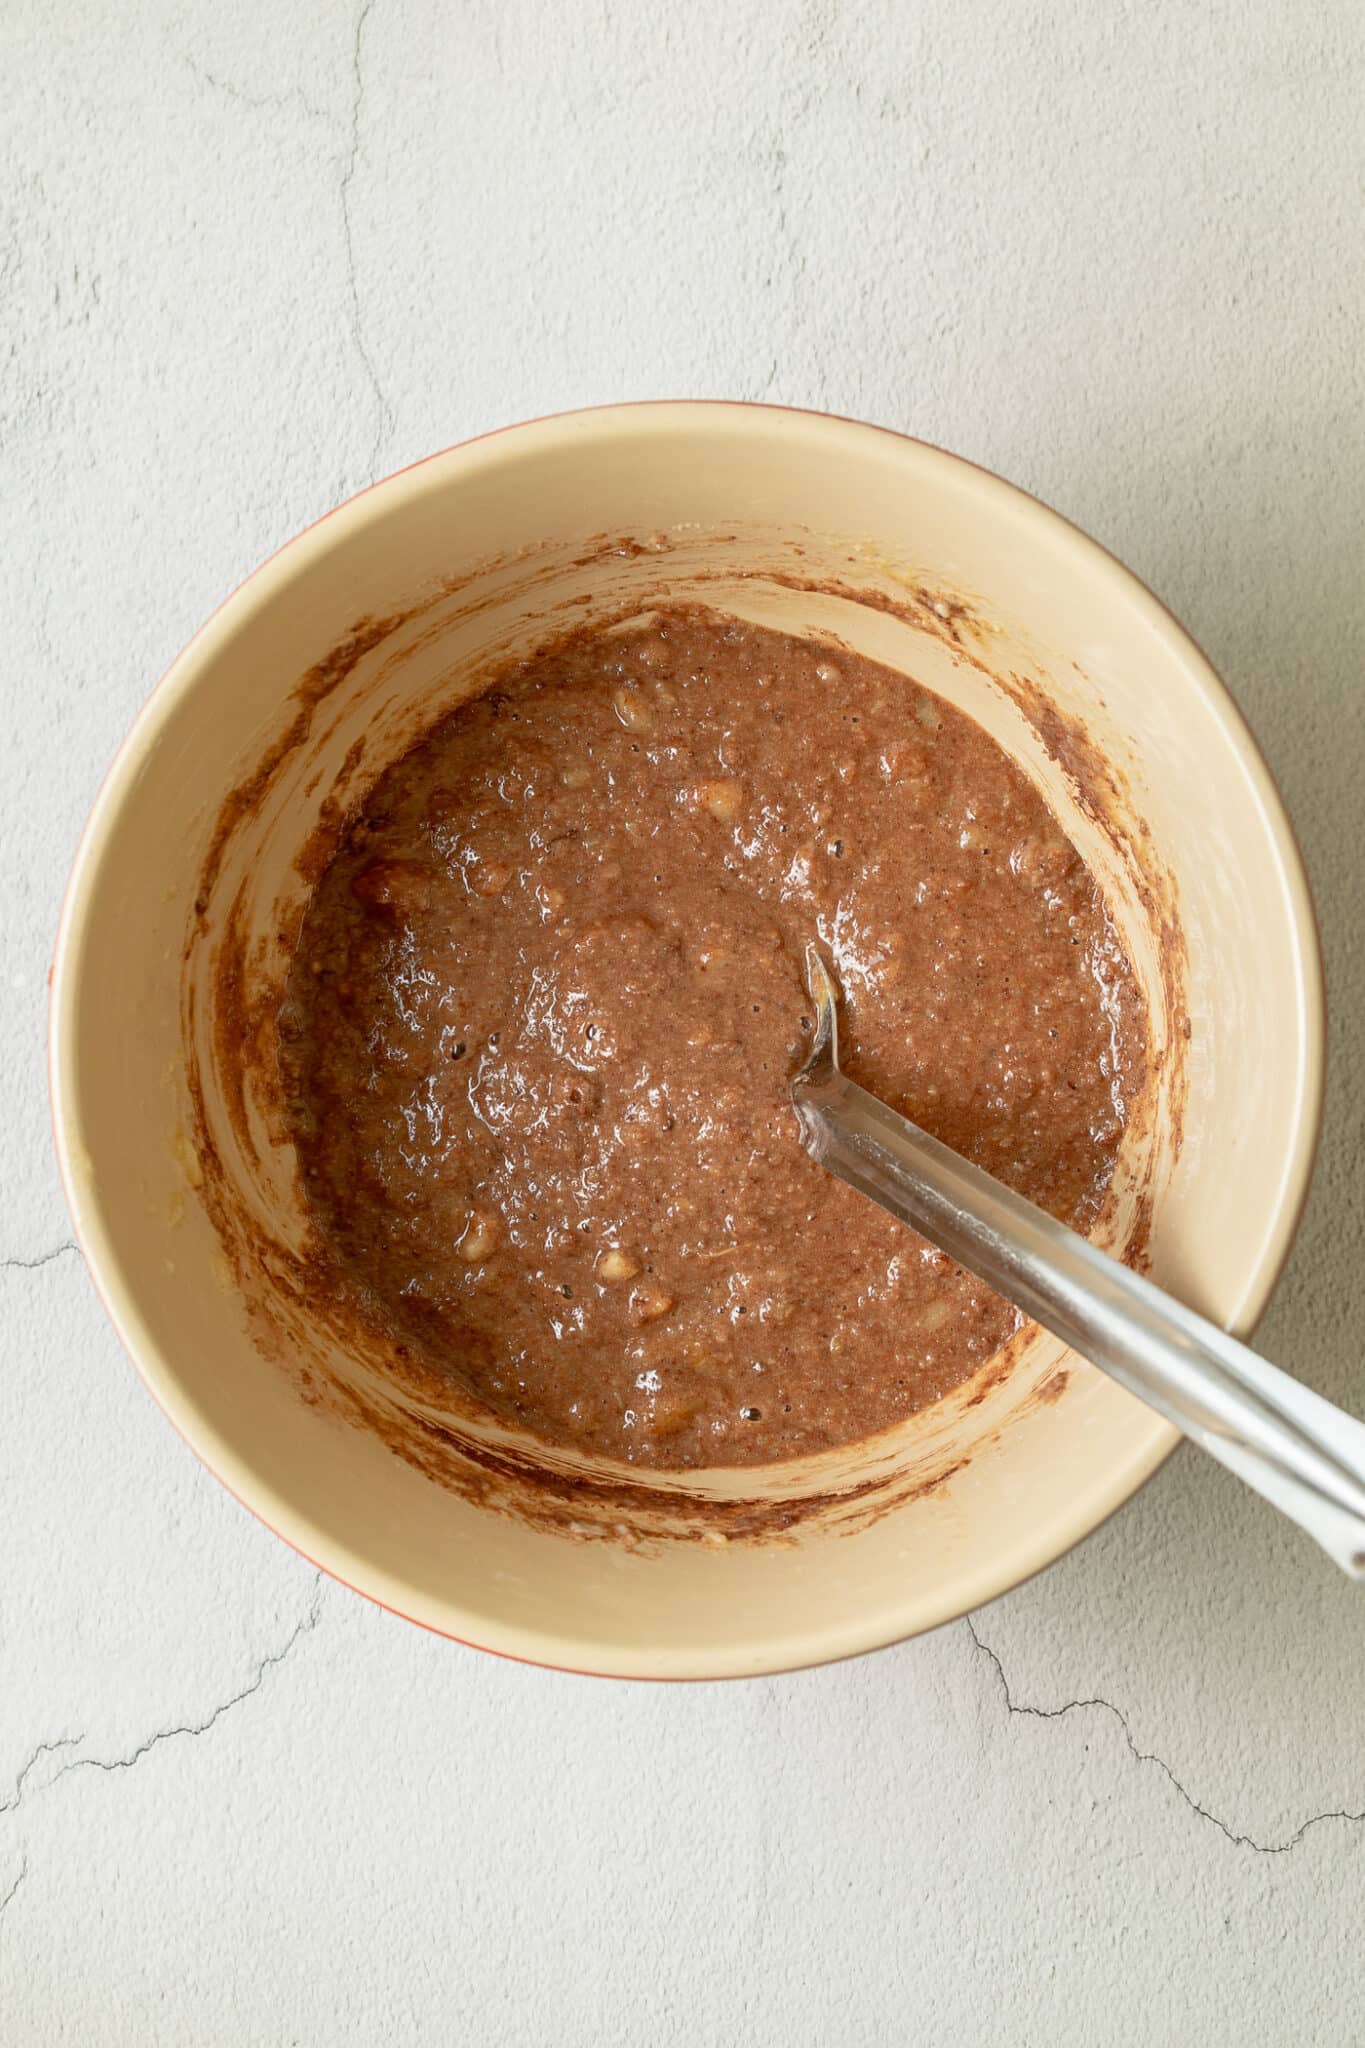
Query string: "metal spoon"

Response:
xmin=791 ymin=944 xmax=1365 ymax=1577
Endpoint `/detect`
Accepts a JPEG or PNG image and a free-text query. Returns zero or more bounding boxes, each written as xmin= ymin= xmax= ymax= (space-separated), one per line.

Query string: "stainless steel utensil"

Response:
xmin=792 ymin=944 xmax=1365 ymax=1577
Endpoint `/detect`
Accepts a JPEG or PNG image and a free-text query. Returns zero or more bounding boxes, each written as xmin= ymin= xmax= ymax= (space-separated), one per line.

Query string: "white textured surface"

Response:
xmin=4 ymin=1 xmax=1365 ymax=2037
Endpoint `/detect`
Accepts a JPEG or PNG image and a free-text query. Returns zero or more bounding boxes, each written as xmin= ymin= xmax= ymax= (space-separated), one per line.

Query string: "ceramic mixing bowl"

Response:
xmin=50 ymin=403 xmax=1323 ymax=1676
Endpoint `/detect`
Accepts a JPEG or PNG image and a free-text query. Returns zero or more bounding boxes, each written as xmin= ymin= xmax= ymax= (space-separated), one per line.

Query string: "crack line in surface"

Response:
xmin=179 ymin=52 xmax=334 ymax=126
xmin=340 ymin=0 xmax=393 ymax=481
xmin=0 ymin=1738 xmax=83 ymax=1818
xmin=1 ymin=1241 xmax=78 ymax=1274
xmin=965 ymin=1617 xmax=1365 ymax=1855
xmin=0 ymin=1857 xmax=28 ymax=1927
xmin=1 ymin=1580 xmax=324 ymax=1821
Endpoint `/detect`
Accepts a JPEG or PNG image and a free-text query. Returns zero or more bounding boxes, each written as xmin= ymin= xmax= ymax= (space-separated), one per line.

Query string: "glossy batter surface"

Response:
xmin=279 ymin=608 xmax=1145 ymax=1468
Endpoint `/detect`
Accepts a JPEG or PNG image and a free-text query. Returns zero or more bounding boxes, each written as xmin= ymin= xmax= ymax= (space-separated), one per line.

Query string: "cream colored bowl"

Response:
xmin=50 ymin=404 xmax=1323 ymax=1677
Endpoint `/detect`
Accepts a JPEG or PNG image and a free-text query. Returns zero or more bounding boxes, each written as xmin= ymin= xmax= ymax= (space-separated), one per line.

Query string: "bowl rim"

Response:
xmin=48 ymin=399 xmax=1327 ymax=1679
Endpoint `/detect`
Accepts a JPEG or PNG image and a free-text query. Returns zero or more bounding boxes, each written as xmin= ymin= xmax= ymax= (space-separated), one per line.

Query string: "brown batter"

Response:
xmin=279 ymin=606 xmax=1145 ymax=1469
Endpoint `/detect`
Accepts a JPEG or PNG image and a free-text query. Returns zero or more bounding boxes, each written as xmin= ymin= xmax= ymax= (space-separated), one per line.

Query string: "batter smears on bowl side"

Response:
xmin=278 ymin=605 xmax=1147 ymax=1469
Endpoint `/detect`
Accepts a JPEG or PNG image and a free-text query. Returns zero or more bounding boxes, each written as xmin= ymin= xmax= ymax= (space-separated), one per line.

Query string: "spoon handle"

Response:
xmin=793 ymin=1066 xmax=1365 ymax=1578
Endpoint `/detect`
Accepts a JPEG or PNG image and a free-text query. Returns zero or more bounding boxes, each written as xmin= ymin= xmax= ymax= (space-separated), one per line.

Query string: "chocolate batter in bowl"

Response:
xmin=51 ymin=406 xmax=1323 ymax=1677
xmin=179 ymin=533 xmax=1176 ymax=1534
xmin=278 ymin=607 xmax=1147 ymax=1471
